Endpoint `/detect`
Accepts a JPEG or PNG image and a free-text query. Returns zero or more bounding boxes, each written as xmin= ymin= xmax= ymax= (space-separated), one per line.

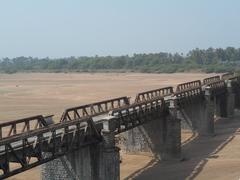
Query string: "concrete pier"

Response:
xmin=42 ymin=146 xmax=100 ymax=180
xmin=177 ymin=87 xmax=214 ymax=136
xmin=98 ymin=120 xmax=120 ymax=180
xmin=163 ymin=98 xmax=181 ymax=159
xmin=122 ymin=97 xmax=181 ymax=160
xmin=226 ymin=80 xmax=235 ymax=118
xmin=234 ymin=85 xmax=240 ymax=109
xmin=42 ymin=120 xmax=120 ymax=180
xmin=198 ymin=86 xmax=215 ymax=136
xmin=217 ymin=80 xmax=235 ymax=118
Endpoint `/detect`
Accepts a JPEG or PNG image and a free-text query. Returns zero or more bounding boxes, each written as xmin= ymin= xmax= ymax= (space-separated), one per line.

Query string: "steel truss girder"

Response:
xmin=110 ymin=97 xmax=167 ymax=134
xmin=222 ymin=72 xmax=235 ymax=80
xmin=0 ymin=115 xmax=52 ymax=140
xmin=135 ymin=86 xmax=173 ymax=103
xmin=176 ymin=80 xmax=201 ymax=92
xmin=0 ymin=118 xmax=101 ymax=179
xmin=60 ymin=96 xmax=129 ymax=122
xmin=203 ymin=76 xmax=221 ymax=85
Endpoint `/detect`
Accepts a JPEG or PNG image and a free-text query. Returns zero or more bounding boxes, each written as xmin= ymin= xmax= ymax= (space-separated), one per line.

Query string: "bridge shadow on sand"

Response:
xmin=125 ymin=111 xmax=240 ymax=180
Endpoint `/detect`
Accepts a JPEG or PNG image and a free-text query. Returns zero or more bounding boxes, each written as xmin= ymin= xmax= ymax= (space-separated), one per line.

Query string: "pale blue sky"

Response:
xmin=0 ymin=0 xmax=240 ymax=58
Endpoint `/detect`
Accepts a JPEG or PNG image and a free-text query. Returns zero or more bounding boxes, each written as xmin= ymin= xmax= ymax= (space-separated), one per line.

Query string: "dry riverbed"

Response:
xmin=3 ymin=72 xmax=237 ymax=180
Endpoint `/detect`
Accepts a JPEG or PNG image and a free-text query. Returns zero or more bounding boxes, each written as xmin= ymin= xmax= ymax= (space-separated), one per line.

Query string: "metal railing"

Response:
xmin=60 ymin=96 xmax=129 ymax=122
xmin=0 ymin=115 xmax=52 ymax=139
xmin=0 ymin=117 xmax=101 ymax=179
xmin=135 ymin=87 xmax=173 ymax=103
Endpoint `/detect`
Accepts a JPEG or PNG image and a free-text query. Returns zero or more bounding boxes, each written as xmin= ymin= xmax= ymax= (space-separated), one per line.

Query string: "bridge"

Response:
xmin=0 ymin=73 xmax=239 ymax=179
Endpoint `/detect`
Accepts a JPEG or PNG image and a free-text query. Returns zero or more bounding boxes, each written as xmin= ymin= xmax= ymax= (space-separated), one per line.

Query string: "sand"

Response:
xmin=0 ymin=73 xmax=215 ymax=121
xmin=2 ymin=72 xmax=239 ymax=180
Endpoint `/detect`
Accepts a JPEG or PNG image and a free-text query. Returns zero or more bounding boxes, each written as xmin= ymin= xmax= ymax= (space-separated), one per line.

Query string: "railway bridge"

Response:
xmin=0 ymin=73 xmax=239 ymax=179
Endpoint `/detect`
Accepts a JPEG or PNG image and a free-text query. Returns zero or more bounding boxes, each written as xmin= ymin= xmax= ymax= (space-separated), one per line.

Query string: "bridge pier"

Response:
xmin=98 ymin=120 xmax=120 ymax=180
xmin=234 ymin=85 xmax=240 ymax=109
xmin=179 ymin=87 xmax=214 ymax=136
xmin=217 ymin=80 xmax=235 ymax=118
xmin=122 ymin=98 xmax=181 ymax=160
xmin=42 ymin=120 xmax=120 ymax=180
xmin=164 ymin=98 xmax=181 ymax=159
xmin=182 ymin=101 xmax=197 ymax=130
xmin=226 ymin=80 xmax=235 ymax=117
xmin=188 ymin=99 xmax=204 ymax=131
xmin=42 ymin=146 xmax=100 ymax=180
xmin=198 ymin=87 xmax=215 ymax=136
xmin=215 ymin=95 xmax=221 ymax=118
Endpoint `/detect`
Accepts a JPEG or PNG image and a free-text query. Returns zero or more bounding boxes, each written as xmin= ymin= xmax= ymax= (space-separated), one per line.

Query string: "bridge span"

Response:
xmin=0 ymin=73 xmax=240 ymax=179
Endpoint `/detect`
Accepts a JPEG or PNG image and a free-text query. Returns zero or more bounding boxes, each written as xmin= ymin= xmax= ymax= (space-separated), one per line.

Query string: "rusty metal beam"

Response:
xmin=110 ymin=97 xmax=166 ymax=134
xmin=222 ymin=72 xmax=235 ymax=80
xmin=60 ymin=96 xmax=129 ymax=122
xmin=135 ymin=86 xmax=173 ymax=103
xmin=0 ymin=117 xmax=101 ymax=179
xmin=176 ymin=80 xmax=201 ymax=92
xmin=203 ymin=76 xmax=221 ymax=85
xmin=0 ymin=115 xmax=52 ymax=140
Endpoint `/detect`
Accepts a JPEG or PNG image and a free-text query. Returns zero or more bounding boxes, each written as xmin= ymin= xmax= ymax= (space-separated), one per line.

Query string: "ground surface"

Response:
xmin=123 ymin=114 xmax=240 ymax=180
xmin=0 ymin=73 xmax=213 ymax=121
xmin=2 ymin=73 xmax=239 ymax=180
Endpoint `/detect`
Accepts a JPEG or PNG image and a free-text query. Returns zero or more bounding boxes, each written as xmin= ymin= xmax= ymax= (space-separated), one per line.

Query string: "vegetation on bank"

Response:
xmin=1 ymin=47 xmax=240 ymax=74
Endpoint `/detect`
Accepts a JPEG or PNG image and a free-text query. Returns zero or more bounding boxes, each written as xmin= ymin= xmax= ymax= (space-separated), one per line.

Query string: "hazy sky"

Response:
xmin=0 ymin=0 xmax=240 ymax=58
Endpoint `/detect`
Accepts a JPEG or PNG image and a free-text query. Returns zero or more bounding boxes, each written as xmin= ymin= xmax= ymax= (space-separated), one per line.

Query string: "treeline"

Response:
xmin=1 ymin=47 xmax=240 ymax=74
